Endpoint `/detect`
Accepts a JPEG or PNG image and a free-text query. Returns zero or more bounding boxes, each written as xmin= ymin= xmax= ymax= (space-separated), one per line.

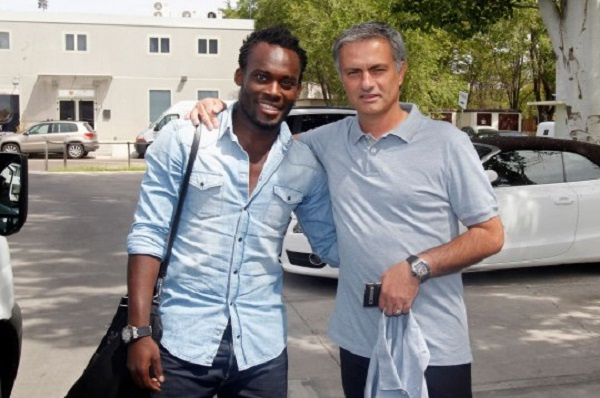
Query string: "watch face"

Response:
xmin=121 ymin=326 xmax=132 ymax=343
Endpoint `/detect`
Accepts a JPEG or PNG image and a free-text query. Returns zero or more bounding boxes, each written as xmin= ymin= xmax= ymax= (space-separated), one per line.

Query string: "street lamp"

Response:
xmin=38 ymin=0 xmax=48 ymax=11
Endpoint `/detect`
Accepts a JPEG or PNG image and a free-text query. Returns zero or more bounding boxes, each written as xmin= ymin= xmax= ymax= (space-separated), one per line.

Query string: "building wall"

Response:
xmin=0 ymin=12 xmax=253 ymax=155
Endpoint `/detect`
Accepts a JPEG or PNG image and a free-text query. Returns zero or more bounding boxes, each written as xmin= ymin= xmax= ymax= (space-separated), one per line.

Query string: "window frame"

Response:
xmin=64 ymin=32 xmax=89 ymax=52
xmin=197 ymin=90 xmax=220 ymax=100
xmin=148 ymin=35 xmax=171 ymax=55
xmin=0 ymin=30 xmax=11 ymax=51
xmin=197 ymin=37 xmax=219 ymax=56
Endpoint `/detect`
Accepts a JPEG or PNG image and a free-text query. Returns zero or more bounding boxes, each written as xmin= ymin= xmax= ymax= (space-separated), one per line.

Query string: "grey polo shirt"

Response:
xmin=299 ymin=104 xmax=498 ymax=365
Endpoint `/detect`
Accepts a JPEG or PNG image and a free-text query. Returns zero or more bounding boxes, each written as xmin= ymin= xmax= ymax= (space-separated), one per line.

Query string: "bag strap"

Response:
xmin=154 ymin=126 xmax=202 ymax=296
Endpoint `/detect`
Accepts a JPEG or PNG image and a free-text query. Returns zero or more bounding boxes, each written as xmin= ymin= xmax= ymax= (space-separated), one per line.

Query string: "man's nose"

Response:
xmin=265 ymin=81 xmax=283 ymax=98
xmin=361 ymin=72 xmax=374 ymax=90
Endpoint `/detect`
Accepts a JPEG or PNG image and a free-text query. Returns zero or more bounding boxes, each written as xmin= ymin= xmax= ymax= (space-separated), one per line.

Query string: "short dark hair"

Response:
xmin=238 ymin=26 xmax=308 ymax=82
xmin=333 ymin=21 xmax=406 ymax=74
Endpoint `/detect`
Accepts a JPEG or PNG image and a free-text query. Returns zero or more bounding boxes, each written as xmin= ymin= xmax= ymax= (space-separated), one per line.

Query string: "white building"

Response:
xmin=0 ymin=11 xmax=253 ymax=155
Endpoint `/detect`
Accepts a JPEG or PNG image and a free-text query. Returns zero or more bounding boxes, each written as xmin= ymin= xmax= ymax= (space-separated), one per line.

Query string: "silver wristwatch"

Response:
xmin=406 ymin=255 xmax=431 ymax=283
xmin=121 ymin=325 xmax=153 ymax=343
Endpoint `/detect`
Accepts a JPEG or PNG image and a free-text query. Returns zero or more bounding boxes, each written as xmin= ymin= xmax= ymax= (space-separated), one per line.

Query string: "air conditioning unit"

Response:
xmin=207 ymin=11 xmax=217 ymax=19
xmin=153 ymin=2 xmax=163 ymax=10
xmin=153 ymin=11 xmax=162 ymax=17
xmin=182 ymin=10 xmax=192 ymax=18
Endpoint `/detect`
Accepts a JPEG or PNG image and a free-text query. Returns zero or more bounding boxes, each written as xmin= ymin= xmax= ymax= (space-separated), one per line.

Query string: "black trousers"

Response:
xmin=340 ymin=347 xmax=472 ymax=398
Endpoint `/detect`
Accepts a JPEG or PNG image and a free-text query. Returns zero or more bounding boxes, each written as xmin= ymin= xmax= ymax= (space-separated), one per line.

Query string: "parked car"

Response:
xmin=0 ymin=152 xmax=28 ymax=398
xmin=134 ymin=100 xmax=198 ymax=158
xmin=0 ymin=121 xmax=99 ymax=159
xmin=461 ymin=126 xmax=527 ymax=138
xmin=281 ymin=136 xmax=600 ymax=277
xmin=285 ymin=106 xmax=356 ymax=135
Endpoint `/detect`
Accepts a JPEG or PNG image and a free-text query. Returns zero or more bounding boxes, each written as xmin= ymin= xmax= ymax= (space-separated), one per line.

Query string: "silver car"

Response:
xmin=0 ymin=121 xmax=99 ymax=159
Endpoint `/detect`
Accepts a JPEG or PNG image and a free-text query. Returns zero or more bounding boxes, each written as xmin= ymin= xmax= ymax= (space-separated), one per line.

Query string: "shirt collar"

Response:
xmin=218 ymin=104 xmax=293 ymax=152
xmin=350 ymin=103 xmax=424 ymax=144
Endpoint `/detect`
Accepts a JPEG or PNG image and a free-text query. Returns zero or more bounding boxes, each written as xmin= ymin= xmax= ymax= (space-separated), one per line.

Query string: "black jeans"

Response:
xmin=153 ymin=323 xmax=288 ymax=398
xmin=340 ymin=347 xmax=472 ymax=398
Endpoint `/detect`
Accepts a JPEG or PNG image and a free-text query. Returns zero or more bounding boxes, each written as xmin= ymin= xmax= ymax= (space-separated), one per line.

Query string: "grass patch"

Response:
xmin=50 ymin=165 xmax=147 ymax=172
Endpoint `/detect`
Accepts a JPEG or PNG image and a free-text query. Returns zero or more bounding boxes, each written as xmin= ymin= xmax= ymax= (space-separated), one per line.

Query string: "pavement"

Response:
xmin=12 ymin=160 xmax=600 ymax=398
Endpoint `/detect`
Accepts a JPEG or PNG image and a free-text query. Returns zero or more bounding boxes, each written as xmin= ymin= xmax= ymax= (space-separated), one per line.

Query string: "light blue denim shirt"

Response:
xmin=127 ymin=105 xmax=338 ymax=370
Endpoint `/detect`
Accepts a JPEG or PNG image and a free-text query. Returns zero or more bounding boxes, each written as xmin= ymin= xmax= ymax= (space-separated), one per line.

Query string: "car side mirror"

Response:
xmin=485 ymin=169 xmax=499 ymax=185
xmin=0 ymin=153 xmax=28 ymax=236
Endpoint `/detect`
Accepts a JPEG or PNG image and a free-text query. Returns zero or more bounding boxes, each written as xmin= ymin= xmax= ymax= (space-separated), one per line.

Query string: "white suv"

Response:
xmin=0 ymin=121 xmax=99 ymax=159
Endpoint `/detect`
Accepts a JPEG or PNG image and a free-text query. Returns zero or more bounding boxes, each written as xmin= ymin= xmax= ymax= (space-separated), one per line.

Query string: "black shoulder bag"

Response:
xmin=65 ymin=127 xmax=202 ymax=398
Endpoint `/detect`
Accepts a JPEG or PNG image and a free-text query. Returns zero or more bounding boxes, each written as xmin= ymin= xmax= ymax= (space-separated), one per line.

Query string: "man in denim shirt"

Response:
xmin=125 ymin=27 xmax=338 ymax=397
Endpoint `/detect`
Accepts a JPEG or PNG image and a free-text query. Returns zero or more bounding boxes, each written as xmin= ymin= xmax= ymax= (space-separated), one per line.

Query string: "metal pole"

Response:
xmin=63 ymin=143 xmax=67 ymax=168
xmin=44 ymin=140 xmax=49 ymax=171
xmin=127 ymin=142 xmax=131 ymax=169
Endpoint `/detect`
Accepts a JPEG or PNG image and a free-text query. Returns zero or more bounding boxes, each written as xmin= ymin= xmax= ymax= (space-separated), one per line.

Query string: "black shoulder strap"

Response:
xmin=154 ymin=126 xmax=202 ymax=294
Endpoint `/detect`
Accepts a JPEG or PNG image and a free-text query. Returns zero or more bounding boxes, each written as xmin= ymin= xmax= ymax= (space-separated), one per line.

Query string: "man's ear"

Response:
xmin=234 ymin=68 xmax=243 ymax=87
xmin=398 ymin=62 xmax=408 ymax=87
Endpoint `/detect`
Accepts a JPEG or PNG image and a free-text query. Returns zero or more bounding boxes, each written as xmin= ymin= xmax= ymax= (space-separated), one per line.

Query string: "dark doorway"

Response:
xmin=59 ymin=100 xmax=76 ymax=120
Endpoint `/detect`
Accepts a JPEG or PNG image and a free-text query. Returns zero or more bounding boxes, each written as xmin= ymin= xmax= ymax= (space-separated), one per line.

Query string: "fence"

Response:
xmin=41 ymin=140 xmax=141 ymax=171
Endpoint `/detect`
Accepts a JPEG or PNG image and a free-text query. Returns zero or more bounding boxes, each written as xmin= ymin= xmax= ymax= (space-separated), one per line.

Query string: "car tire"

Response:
xmin=67 ymin=143 xmax=85 ymax=159
xmin=1 ymin=143 xmax=20 ymax=153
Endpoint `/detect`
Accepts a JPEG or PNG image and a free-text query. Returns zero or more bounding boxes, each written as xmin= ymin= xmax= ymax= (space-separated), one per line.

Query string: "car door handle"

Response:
xmin=554 ymin=196 xmax=574 ymax=205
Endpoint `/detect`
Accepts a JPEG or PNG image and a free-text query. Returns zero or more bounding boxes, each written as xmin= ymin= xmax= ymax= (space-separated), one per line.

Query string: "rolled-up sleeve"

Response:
xmin=127 ymin=121 xmax=188 ymax=259
xmin=293 ymin=165 xmax=339 ymax=267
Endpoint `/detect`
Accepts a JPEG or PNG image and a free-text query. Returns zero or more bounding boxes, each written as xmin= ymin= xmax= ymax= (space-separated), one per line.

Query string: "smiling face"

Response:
xmin=338 ymin=38 xmax=406 ymax=119
xmin=235 ymin=42 xmax=301 ymax=132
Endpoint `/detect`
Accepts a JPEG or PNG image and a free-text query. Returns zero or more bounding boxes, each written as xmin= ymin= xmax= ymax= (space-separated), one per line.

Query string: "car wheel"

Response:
xmin=67 ymin=143 xmax=85 ymax=159
xmin=1 ymin=143 xmax=20 ymax=153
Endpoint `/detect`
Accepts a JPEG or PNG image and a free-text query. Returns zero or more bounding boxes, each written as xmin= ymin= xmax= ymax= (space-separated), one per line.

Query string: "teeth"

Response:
xmin=260 ymin=103 xmax=279 ymax=111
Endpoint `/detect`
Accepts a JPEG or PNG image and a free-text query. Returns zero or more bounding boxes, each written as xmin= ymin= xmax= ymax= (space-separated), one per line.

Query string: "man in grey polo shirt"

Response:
xmin=192 ymin=21 xmax=504 ymax=398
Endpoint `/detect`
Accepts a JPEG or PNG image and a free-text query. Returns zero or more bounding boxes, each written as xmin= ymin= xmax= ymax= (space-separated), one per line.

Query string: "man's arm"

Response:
xmin=378 ymin=215 xmax=504 ymax=315
xmin=126 ymin=254 xmax=164 ymax=391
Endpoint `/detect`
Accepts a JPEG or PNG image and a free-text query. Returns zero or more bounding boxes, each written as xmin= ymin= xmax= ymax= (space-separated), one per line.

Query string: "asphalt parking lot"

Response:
xmin=7 ymin=165 xmax=600 ymax=397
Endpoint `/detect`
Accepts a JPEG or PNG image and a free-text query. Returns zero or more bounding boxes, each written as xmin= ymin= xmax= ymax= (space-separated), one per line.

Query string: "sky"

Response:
xmin=0 ymin=0 xmax=234 ymax=17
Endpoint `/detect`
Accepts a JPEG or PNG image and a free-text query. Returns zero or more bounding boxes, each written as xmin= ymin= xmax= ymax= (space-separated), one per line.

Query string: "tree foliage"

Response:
xmin=220 ymin=0 xmax=555 ymax=117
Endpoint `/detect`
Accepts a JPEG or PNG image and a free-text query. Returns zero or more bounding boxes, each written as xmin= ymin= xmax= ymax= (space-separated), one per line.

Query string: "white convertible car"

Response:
xmin=281 ymin=136 xmax=600 ymax=277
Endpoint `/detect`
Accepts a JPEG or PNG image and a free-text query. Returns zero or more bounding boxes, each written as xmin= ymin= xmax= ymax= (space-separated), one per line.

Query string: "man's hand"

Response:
xmin=378 ymin=261 xmax=420 ymax=316
xmin=187 ymin=98 xmax=226 ymax=130
xmin=127 ymin=336 xmax=164 ymax=391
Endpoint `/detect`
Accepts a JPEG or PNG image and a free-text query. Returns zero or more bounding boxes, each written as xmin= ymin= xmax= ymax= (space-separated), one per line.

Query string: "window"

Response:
xmin=198 ymin=38 xmax=218 ymax=55
xmin=286 ymin=114 xmax=354 ymax=135
xmin=28 ymin=124 xmax=51 ymax=135
xmin=485 ymin=150 xmax=564 ymax=187
xmin=564 ymin=152 xmax=600 ymax=182
xmin=65 ymin=33 xmax=87 ymax=51
xmin=197 ymin=90 xmax=219 ymax=100
xmin=57 ymin=123 xmax=78 ymax=133
xmin=477 ymin=113 xmax=492 ymax=126
xmin=149 ymin=90 xmax=171 ymax=123
xmin=149 ymin=37 xmax=170 ymax=53
xmin=0 ymin=32 xmax=9 ymax=50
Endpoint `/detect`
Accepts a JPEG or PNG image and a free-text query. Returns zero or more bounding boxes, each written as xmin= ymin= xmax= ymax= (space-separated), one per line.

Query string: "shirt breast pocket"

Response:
xmin=188 ymin=171 xmax=224 ymax=219
xmin=263 ymin=185 xmax=304 ymax=232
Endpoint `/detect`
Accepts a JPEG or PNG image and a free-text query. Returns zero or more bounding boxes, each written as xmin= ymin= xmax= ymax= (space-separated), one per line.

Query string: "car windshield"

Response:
xmin=473 ymin=144 xmax=494 ymax=159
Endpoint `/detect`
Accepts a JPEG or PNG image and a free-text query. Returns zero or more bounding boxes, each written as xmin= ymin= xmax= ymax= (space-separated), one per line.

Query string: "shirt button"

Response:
xmin=200 ymin=182 xmax=205 ymax=187
xmin=230 ymin=301 xmax=233 ymax=306
xmin=237 ymin=237 xmax=242 ymax=242
xmin=233 ymin=270 xmax=238 ymax=274
xmin=370 ymin=148 xmax=376 ymax=154
xmin=236 ymin=335 xmax=241 ymax=339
